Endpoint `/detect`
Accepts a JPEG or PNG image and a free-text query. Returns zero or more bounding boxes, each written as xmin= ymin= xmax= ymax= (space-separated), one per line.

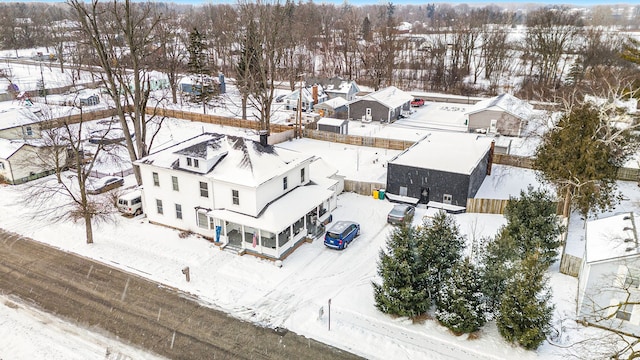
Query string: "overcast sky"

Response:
xmin=11 ymin=0 xmax=635 ymax=5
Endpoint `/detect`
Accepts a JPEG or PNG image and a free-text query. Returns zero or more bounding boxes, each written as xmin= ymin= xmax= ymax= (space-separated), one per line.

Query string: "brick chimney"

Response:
xmin=259 ymin=130 xmax=268 ymax=147
xmin=312 ymin=85 xmax=318 ymax=105
xmin=487 ymin=140 xmax=495 ymax=175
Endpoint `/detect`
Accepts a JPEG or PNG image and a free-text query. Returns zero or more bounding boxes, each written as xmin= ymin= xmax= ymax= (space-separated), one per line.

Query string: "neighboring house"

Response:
xmin=464 ymin=93 xmax=533 ymax=137
xmin=179 ymin=74 xmax=226 ymax=96
xmin=0 ymin=106 xmax=44 ymax=140
xmin=577 ymin=212 xmax=640 ymax=337
xmin=316 ymin=117 xmax=349 ymax=135
xmin=135 ymin=132 xmax=339 ymax=260
xmin=313 ymin=97 xmax=349 ymax=119
xmin=322 ymin=78 xmax=360 ymax=101
xmin=348 ymin=86 xmax=413 ymax=123
xmin=385 ymin=132 xmax=494 ymax=211
xmin=78 ymin=93 xmax=100 ymax=107
xmin=0 ymin=138 xmax=63 ymax=184
xmin=284 ymin=85 xmax=329 ymax=112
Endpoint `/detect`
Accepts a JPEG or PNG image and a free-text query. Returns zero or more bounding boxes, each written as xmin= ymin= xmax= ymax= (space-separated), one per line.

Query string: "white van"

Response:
xmin=117 ymin=190 xmax=143 ymax=216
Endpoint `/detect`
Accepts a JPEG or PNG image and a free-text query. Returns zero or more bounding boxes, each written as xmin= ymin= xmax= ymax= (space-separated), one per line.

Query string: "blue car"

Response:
xmin=324 ymin=221 xmax=360 ymax=250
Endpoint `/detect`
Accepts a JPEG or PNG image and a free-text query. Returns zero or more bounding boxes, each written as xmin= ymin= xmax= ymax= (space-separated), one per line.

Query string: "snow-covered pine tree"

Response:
xmin=373 ymin=223 xmax=429 ymax=317
xmin=415 ymin=211 xmax=466 ymax=303
xmin=435 ymin=259 xmax=486 ymax=334
xmin=480 ymin=228 xmax=518 ymax=314
xmin=502 ymin=186 xmax=564 ymax=267
xmin=496 ymin=252 xmax=554 ymax=350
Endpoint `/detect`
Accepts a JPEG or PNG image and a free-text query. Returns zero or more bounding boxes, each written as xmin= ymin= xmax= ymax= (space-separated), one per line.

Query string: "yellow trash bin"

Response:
xmin=372 ymin=190 xmax=379 ymax=199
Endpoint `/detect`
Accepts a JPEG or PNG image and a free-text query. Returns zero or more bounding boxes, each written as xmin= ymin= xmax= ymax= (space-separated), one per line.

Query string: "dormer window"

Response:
xmin=186 ymin=157 xmax=199 ymax=168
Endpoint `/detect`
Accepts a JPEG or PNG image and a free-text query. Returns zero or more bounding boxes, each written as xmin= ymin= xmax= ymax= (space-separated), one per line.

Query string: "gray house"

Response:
xmin=313 ymin=97 xmax=349 ymax=119
xmin=385 ymin=132 xmax=494 ymax=211
xmin=348 ymin=86 xmax=413 ymax=123
xmin=464 ymin=93 xmax=533 ymax=137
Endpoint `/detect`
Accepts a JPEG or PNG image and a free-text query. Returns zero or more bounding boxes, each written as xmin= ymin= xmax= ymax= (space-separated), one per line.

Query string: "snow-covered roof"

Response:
xmin=585 ymin=95 xmax=637 ymax=114
xmin=324 ymin=81 xmax=359 ymax=95
xmin=285 ymin=86 xmax=328 ymax=104
xmin=317 ymin=117 xmax=347 ymax=127
xmin=355 ymin=86 xmax=413 ymax=109
xmin=585 ymin=212 xmax=640 ymax=264
xmin=389 ymin=131 xmax=493 ymax=175
xmin=208 ymin=184 xmax=333 ymax=233
xmin=137 ymin=133 xmax=313 ymax=188
xmin=0 ymin=138 xmax=25 ymax=159
xmin=317 ymin=97 xmax=348 ymax=109
xmin=0 ymin=105 xmax=43 ymax=131
xmin=465 ymin=93 xmax=534 ymax=120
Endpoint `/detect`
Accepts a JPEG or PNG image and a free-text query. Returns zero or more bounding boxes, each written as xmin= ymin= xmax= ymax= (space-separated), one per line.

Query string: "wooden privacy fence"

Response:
xmin=148 ymin=107 xmax=295 ymax=134
xmin=466 ymin=198 xmax=510 ymax=214
xmin=303 ymin=129 xmax=413 ymax=151
xmin=344 ymin=179 xmax=385 ymax=197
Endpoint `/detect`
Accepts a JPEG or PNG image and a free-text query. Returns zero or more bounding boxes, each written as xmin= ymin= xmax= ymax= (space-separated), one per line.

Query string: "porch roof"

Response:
xmin=207 ymin=184 xmax=333 ymax=233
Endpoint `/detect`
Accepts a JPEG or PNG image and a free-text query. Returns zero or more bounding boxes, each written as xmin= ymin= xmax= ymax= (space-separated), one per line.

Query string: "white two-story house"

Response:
xmin=135 ymin=132 xmax=338 ymax=259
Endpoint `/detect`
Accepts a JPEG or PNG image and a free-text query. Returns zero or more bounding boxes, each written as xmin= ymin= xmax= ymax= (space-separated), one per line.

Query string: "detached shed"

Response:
xmin=317 ymin=117 xmax=349 ymax=135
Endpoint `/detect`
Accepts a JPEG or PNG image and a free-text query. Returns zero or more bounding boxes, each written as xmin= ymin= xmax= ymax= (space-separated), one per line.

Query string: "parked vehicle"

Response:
xmin=87 ymin=176 xmax=124 ymax=195
xmin=387 ymin=204 xmax=415 ymax=225
xmin=117 ymin=190 xmax=143 ymax=216
xmin=324 ymin=221 xmax=360 ymax=250
xmin=410 ymin=98 xmax=425 ymax=107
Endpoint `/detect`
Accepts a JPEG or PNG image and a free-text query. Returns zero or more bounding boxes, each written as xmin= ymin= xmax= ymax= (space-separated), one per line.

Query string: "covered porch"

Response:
xmin=206 ymin=185 xmax=334 ymax=259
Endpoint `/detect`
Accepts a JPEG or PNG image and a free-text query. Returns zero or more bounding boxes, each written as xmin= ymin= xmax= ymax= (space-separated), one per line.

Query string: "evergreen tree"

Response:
xmin=186 ymin=28 xmax=215 ymax=113
xmin=534 ymin=103 xmax=639 ymax=219
xmin=373 ymin=223 xmax=430 ymax=317
xmin=503 ymin=186 xmax=564 ymax=267
xmin=497 ymin=253 xmax=554 ymax=350
xmin=480 ymin=228 xmax=518 ymax=314
xmin=436 ymin=259 xmax=486 ymax=334
xmin=361 ymin=16 xmax=372 ymax=42
xmin=415 ymin=211 xmax=466 ymax=303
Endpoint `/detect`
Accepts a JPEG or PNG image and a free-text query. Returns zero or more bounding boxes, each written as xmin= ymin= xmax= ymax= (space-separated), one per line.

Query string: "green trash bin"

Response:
xmin=379 ymin=189 xmax=385 ymax=200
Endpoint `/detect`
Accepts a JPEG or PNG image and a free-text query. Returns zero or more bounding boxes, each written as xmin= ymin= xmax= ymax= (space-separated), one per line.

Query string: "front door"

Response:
xmin=419 ymin=187 xmax=430 ymax=204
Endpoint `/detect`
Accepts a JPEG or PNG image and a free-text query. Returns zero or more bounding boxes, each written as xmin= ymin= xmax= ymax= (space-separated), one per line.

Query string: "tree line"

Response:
xmin=1 ymin=1 xmax=639 ymax=103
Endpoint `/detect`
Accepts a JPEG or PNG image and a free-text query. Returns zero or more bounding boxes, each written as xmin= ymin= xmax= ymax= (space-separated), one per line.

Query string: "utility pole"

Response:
xmin=296 ymin=75 xmax=304 ymax=139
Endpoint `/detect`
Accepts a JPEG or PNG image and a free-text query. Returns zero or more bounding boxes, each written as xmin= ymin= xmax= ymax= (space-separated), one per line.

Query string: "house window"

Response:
xmin=301 ymin=168 xmax=305 ymax=183
xmin=0 ymin=162 xmax=4 ymax=170
xmin=283 ymin=176 xmax=288 ymax=190
xmin=489 ymin=119 xmax=498 ymax=133
xmin=399 ymin=186 xmax=408 ymax=197
xmin=443 ymin=194 xmax=453 ymax=205
xmin=156 ymin=199 xmax=163 ymax=214
xmin=199 ymin=181 xmax=208 ymax=198
xmin=26 ymin=126 xmax=33 ymax=136
xmin=625 ymin=268 xmax=640 ymax=289
xmin=187 ymin=158 xmax=192 ymax=166
xmin=172 ymin=176 xmax=179 ymax=191
xmin=175 ymin=204 xmax=182 ymax=219
xmin=616 ymin=303 xmax=633 ymax=321
xmin=232 ymin=189 xmax=239 ymax=205
xmin=194 ymin=159 xmax=199 ymax=167
xmin=197 ymin=211 xmax=208 ymax=229
xmin=152 ymin=172 xmax=159 ymax=186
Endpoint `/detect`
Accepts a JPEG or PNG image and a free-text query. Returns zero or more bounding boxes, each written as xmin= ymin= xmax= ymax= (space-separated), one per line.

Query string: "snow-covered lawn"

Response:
xmin=0 ymin=156 xmax=626 ymax=359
